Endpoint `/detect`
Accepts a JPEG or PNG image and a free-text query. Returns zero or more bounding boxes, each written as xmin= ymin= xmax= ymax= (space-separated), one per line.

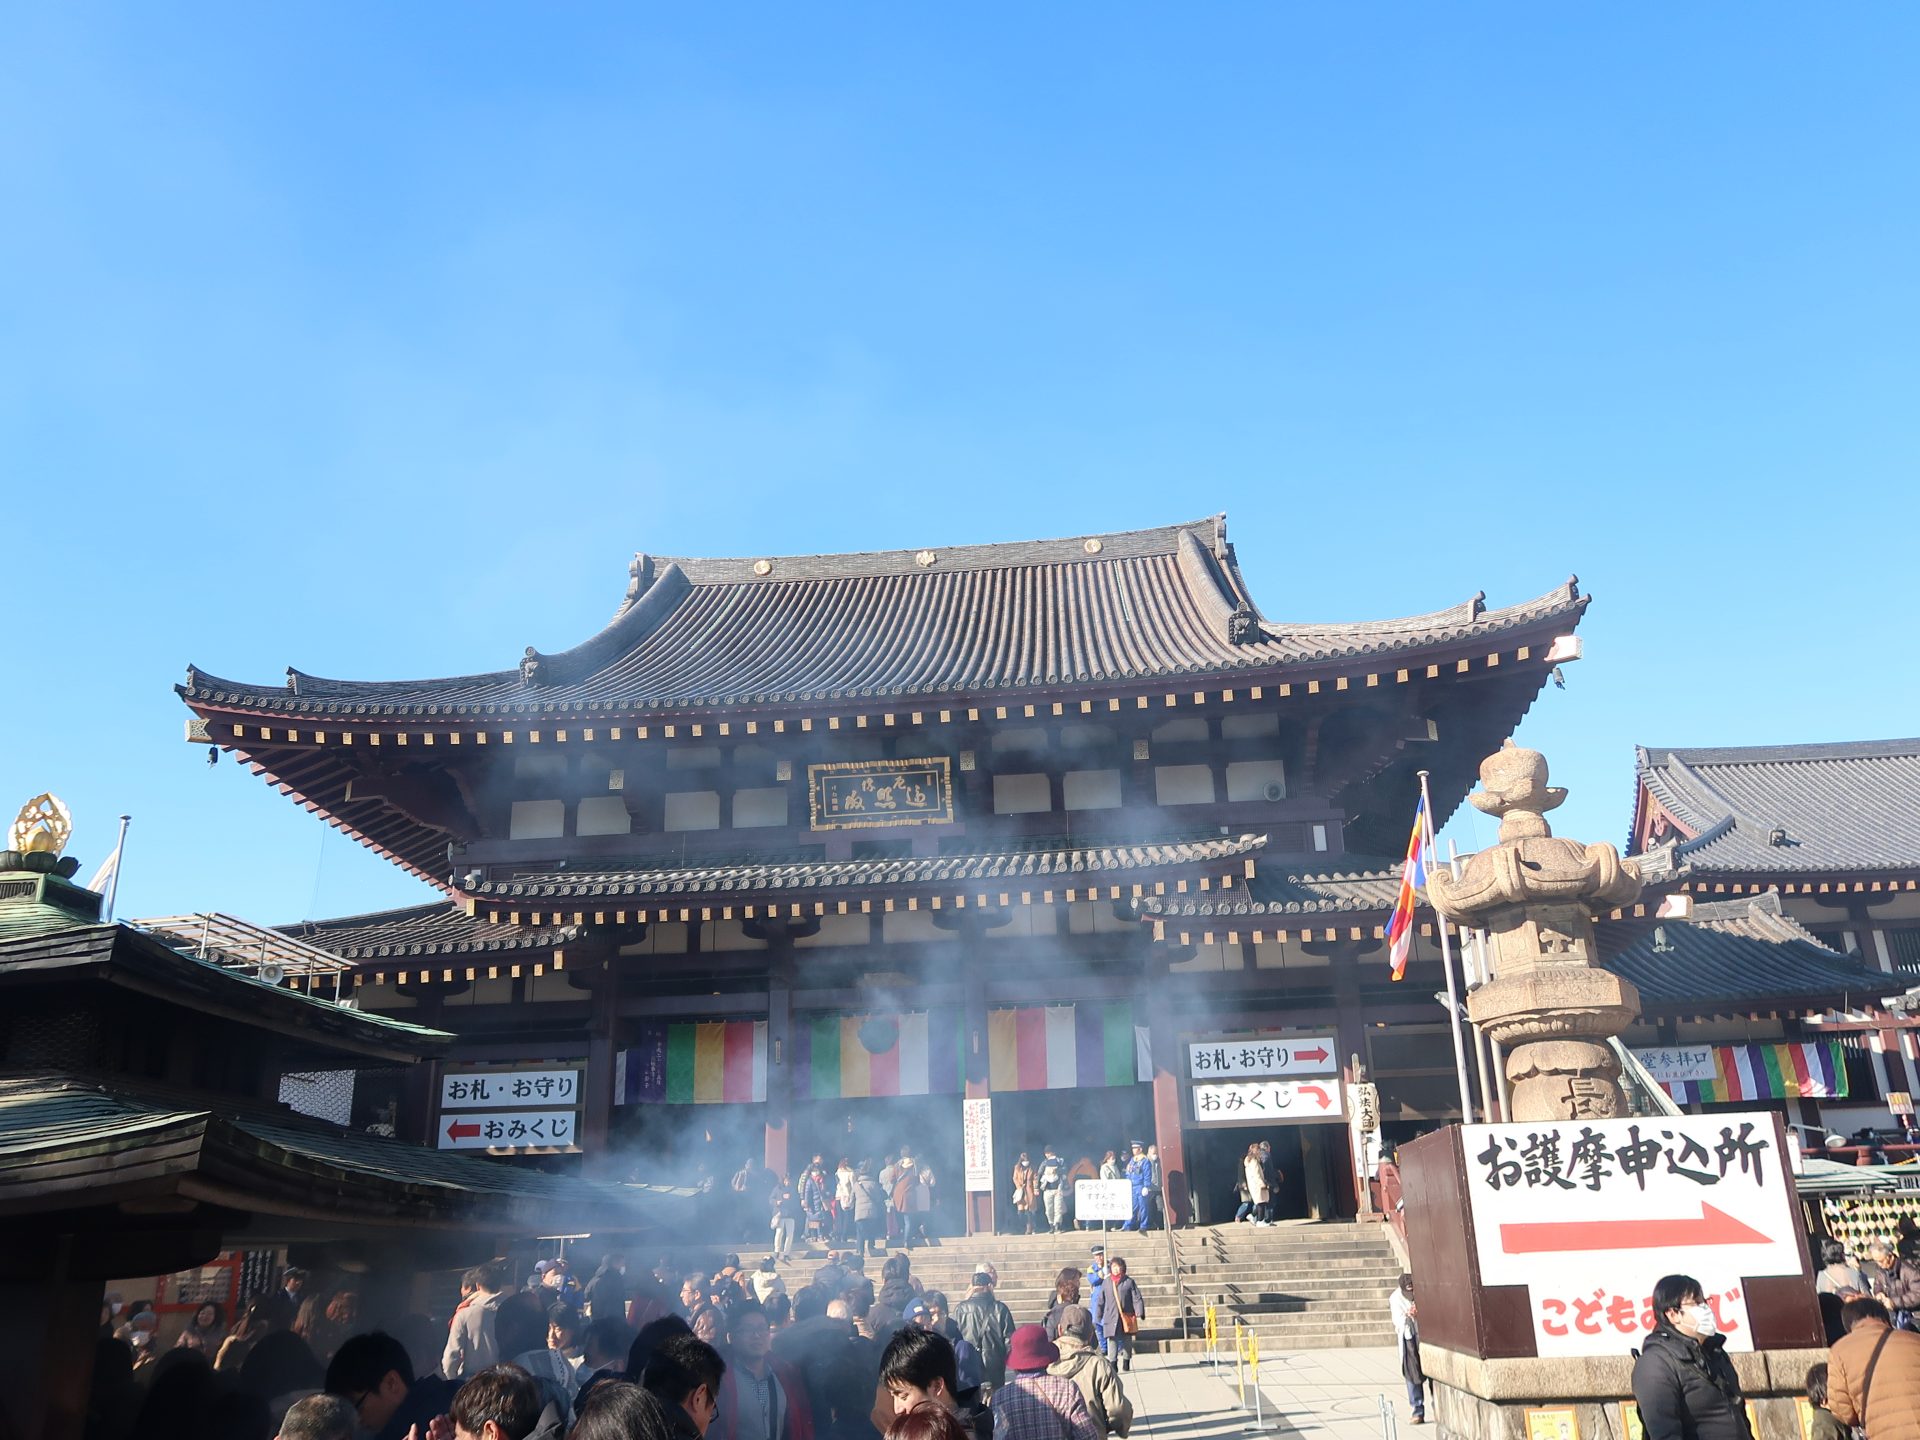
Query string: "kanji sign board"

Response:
xmin=1463 ymin=1112 xmax=1805 ymax=1357
xmin=439 ymin=1110 xmax=580 ymax=1151
xmin=441 ymin=1068 xmax=582 ymax=1109
xmin=1191 ymin=1078 xmax=1343 ymax=1126
xmin=1188 ymin=1035 xmax=1337 ymax=1079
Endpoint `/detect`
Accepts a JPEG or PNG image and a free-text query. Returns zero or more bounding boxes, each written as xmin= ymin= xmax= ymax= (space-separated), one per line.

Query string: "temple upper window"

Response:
xmin=576 ymin=796 xmax=632 ymax=836
xmin=508 ymin=799 xmax=565 ymax=839
xmin=663 ymin=791 xmax=721 ymax=831
xmin=1225 ymin=760 xmax=1287 ymax=802
xmin=1063 ymin=769 xmax=1122 ymax=811
xmin=992 ymin=772 xmax=1052 ymax=814
xmin=1154 ymin=764 xmax=1216 ymax=805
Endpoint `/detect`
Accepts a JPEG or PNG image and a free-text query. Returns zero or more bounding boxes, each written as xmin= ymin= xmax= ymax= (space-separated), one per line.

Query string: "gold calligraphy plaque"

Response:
xmin=808 ymin=757 xmax=954 ymax=831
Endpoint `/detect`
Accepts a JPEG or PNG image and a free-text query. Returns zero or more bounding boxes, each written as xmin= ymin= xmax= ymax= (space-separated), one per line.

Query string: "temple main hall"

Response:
xmin=178 ymin=514 xmax=1601 ymax=1232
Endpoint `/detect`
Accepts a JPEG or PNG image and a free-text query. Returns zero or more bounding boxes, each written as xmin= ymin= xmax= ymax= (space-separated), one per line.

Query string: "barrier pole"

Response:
xmin=1205 ymin=1304 xmax=1218 ymax=1375
xmin=1234 ymin=1321 xmax=1247 ymax=1408
xmin=1242 ymin=1327 xmax=1263 ymax=1432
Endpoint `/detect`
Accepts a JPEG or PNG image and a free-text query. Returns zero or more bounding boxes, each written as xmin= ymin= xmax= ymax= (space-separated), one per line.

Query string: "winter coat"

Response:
xmin=583 ymin=1266 xmax=627 ymax=1323
xmin=1095 ymin=1277 xmax=1143 ymax=1339
xmin=529 ymin=1399 xmax=569 ymax=1440
xmin=1049 ymin=1338 xmax=1132 ymax=1437
xmin=1628 ymin=1323 xmax=1752 ymax=1440
xmin=852 ymin=1175 xmax=885 ymax=1222
xmin=1816 ymin=1262 xmax=1868 ymax=1297
xmin=442 ymin=1291 xmax=501 ymax=1379
xmin=952 ymin=1290 xmax=1015 ymax=1386
xmin=1242 ymin=1156 xmax=1270 ymax=1206
xmin=1874 ymin=1257 xmax=1920 ymax=1310
xmin=1827 ymin=1316 xmax=1920 ymax=1440
xmin=835 ymin=1167 xmax=856 ymax=1210
xmin=800 ymin=1170 xmax=830 ymax=1219
xmin=1012 ymin=1163 xmax=1039 ymax=1213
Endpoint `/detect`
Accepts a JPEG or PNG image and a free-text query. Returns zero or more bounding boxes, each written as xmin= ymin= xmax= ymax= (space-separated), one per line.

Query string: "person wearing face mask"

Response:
xmin=1629 ymin=1275 xmax=1753 ymax=1440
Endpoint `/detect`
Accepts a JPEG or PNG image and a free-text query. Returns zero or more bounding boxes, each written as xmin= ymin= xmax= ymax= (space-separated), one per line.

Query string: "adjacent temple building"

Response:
xmin=177 ymin=515 xmax=1606 ymax=1230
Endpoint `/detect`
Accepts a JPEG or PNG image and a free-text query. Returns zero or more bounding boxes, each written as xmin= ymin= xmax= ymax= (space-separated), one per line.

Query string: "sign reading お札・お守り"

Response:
xmin=440 ymin=1068 xmax=581 ymax=1108
xmin=1463 ymin=1112 xmax=1806 ymax=1356
xmin=1187 ymin=1035 xmax=1337 ymax=1079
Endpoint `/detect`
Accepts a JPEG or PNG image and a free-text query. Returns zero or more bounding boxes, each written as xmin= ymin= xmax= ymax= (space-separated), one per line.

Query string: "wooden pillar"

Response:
xmin=583 ymin=962 xmax=617 ymax=1171
xmin=765 ymin=949 xmax=794 ymax=1178
xmin=0 ymin=1250 xmax=97 ymax=1440
xmin=1332 ymin=951 xmax=1370 ymax=1215
xmin=1148 ymin=992 xmax=1189 ymax=1225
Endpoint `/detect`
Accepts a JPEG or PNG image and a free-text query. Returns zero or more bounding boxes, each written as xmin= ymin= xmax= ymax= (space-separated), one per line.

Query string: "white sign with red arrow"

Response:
xmin=1191 ymin=1077 xmax=1343 ymax=1125
xmin=438 ymin=1110 xmax=580 ymax=1151
xmin=1188 ymin=1035 xmax=1338 ymax=1079
xmin=1462 ymin=1111 xmax=1805 ymax=1356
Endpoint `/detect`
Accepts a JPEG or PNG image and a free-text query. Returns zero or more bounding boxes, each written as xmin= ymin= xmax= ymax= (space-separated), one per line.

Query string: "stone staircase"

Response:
xmin=660 ymin=1218 xmax=1399 ymax=1352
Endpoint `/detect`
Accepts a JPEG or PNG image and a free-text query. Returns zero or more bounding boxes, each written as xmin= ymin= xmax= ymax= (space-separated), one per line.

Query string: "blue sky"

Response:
xmin=5 ymin=6 xmax=1916 ymax=923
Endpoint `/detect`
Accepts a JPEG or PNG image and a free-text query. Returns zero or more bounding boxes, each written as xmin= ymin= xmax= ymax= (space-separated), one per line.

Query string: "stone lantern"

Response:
xmin=1425 ymin=742 xmax=1645 ymax=1122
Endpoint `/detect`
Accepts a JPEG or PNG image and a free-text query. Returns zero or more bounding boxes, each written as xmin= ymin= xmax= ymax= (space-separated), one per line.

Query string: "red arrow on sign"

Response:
xmin=1297 ymin=1084 xmax=1333 ymax=1108
xmin=1294 ymin=1047 xmax=1329 ymax=1064
xmin=445 ymin=1120 xmax=481 ymax=1142
xmin=1500 ymin=1202 xmax=1771 ymax=1255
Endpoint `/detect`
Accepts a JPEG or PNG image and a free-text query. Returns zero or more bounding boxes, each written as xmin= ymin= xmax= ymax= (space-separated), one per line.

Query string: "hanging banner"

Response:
xmin=615 ymin=1022 xmax=768 ymax=1105
xmin=963 ymin=1098 xmax=994 ymax=1192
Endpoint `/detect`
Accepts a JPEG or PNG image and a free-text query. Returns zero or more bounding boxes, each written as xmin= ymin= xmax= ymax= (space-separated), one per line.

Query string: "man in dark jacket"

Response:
xmin=1629 ymin=1275 xmax=1753 ymax=1440
xmin=951 ymin=1269 xmax=1015 ymax=1391
xmin=326 ymin=1331 xmax=462 ymax=1440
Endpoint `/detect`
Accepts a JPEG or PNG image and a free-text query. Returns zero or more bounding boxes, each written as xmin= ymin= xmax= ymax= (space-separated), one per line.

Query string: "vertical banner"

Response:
xmin=963 ymin=1098 xmax=994 ymax=1192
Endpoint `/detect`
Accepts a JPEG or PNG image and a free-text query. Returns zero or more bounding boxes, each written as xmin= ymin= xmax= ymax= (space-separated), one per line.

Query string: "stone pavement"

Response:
xmin=1118 ymin=1344 xmax=1415 ymax=1440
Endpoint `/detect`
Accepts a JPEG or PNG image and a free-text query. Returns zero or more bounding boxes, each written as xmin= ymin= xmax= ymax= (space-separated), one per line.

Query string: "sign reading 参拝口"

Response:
xmin=963 ymin=1097 xmax=994 ymax=1192
xmin=440 ymin=1068 xmax=581 ymax=1109
xmin=1075 ymin=1178 xmax=1134 ymax=1222
xmin=440 ymin=1110 xmax=579 ymax=1150
xmin=1629 ymin=1047 xmax=1717 ymax=1086
xmin=1188 ymin=1035 xmax=1337 ymax=1079
xmin=1191 ymin=1078 xmax=1343 ymax=1125
xmin=809 ymin=757 xmax=954 ymax=831
xmin=1463 ymin=1112 xmax=1805 ymax=1356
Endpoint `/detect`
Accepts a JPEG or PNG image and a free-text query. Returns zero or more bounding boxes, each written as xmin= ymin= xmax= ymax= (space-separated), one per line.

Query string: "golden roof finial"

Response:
xmin=9 ymin=794 xmax=73 ymax=855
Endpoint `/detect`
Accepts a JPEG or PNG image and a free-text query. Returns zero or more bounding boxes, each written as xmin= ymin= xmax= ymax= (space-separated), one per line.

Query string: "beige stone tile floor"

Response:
xmin=1121 ymin=1345 xmax=1415 ymax=1440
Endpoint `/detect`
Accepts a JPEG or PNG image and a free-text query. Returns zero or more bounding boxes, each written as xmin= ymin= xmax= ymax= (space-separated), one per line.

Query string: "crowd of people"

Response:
xmin=718 ymin=1152 xmax=942 ymax=1257
xmin=1007 ymin=1143 xmax=1164 ymax=1235
xmin=84 ymin=1240 xmax=1148 ymax=1440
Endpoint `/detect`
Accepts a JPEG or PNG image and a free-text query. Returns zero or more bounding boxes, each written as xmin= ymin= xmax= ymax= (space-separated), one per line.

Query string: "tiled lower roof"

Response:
xmin=468 ymin=834 xmax=1267 ymax=904
xmin=1134 ymin=856 xmax=1402 ymax=919
xmin=281 ymin=903 xmax=568 ymax=960
xmin=1599 ymin=893 xmax=1895 ymax=1009
xmin=0 ymin=1075 xmax=694 ymax=1233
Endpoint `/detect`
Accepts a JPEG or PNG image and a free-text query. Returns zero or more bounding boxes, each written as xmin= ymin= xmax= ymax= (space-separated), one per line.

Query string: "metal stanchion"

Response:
xmin=1206 ymin=1304 xmax=1219 ymax=1375
xmin=1240 ymin=1325 xmax=1264 ymax=1432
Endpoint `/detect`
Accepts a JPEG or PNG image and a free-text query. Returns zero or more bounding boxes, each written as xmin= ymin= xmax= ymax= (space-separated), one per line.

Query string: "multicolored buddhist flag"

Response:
xmin=1646 ymin=1041 xmax=1849 ymax=1104
xmin=1385 ymin=792 xmax=1431 ymax=981
xmin=615 ymin=1021 xmax=768 ymax=1104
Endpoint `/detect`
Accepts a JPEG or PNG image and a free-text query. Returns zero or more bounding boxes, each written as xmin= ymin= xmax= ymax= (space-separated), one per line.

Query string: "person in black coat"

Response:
xmin=1628 ymin=1275 xmax=1753 ymax=1440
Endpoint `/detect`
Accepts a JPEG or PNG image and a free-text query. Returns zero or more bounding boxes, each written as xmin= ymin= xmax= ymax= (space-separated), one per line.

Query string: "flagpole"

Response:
xmin=1449 ymin=839 xmax=1496 ymax=1125
xmin=1418 ymin=772 xmax=1475 ymax=1123
xmin=103 ymin=814 xmax=131 ymax=923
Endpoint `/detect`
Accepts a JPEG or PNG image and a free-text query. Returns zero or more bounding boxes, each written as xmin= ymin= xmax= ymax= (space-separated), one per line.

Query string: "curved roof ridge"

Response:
xmin=645 ymin=515 xmax=1228 ymax=586
xmin=1260 ymin=577 xmax=1578 ymax=638
xmin=1649 ymin=737 xmax=1920 ymax=766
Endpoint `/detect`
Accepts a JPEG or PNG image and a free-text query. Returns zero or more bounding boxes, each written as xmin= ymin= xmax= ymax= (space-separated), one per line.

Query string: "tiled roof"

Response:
xmin=179 ymin=516 xmax=1587 ymax=717
xmin=0 ymin=1075 xmax=695 ymax=1234
xmin=282 ymin=903 xmax=569 ymax=960
xmin=467 ymin=834 xmax=1266 ymax=906
xmin=1599 ymin=893 xmax=1895 ymax=1009
xmin=1134 ymin=855 xmax=1402 ymax=919
xmin=1634 ymin=739 xmax=1920 ymax=875
xmin=0 ymin=921 xmax=453 ymax=1060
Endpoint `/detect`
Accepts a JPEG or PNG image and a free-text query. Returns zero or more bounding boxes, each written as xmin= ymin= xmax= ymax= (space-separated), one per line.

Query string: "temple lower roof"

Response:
xmin=460 ymin=833 xmax=1266 ymax=917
